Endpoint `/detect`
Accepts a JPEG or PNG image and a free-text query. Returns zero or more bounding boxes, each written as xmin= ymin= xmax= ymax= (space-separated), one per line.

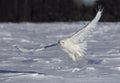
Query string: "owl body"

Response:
xmin=59 ymin=39 xmax=82 ymax=61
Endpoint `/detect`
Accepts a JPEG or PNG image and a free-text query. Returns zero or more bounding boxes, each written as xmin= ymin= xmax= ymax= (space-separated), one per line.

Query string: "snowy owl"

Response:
xmin=14 ymin=7 xmax=103 ymax=61
xmin=58 ymin=8 xmax=103 ymax=61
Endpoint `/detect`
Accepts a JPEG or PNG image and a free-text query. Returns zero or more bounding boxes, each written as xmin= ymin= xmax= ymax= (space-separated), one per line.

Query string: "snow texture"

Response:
xmin=0 ymin=22 xmax=120 ymax=83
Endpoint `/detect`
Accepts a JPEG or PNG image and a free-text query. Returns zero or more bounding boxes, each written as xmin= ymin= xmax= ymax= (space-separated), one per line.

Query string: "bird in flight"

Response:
xmin=14 ymin=7 xmax=103 ymax=61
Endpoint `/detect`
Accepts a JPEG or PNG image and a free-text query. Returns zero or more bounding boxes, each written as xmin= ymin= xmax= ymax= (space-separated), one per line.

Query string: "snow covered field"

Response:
xmin=0 ymin=22 xmax=120 ymax=83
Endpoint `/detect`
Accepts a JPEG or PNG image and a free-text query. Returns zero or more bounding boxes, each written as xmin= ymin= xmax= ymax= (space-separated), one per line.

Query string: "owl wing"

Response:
xmin=69 ymin=8 xmax=103 ymax=44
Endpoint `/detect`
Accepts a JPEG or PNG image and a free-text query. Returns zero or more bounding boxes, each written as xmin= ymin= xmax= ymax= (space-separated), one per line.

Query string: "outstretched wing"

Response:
xmin=69 ymin=8 xmax=103 ymax=44
xmin=13 ymin=43 xmax=58 ymax=53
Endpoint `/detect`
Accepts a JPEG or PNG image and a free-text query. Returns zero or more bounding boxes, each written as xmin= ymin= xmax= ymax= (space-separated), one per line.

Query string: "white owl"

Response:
xmin=58 ymin=8 xmax=103 ymax=61
xmin=14 ymin=7 xmax=103 ymax=61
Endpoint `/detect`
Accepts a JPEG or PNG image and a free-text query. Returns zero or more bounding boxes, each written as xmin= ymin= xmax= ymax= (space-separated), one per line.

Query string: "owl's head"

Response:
xmin=58 ymin=39 xmax=66 ymax=45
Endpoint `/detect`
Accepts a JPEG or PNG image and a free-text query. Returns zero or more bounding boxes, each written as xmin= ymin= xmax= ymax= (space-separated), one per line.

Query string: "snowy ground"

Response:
xmin=0 ymin=22 xmax=120 ymax=83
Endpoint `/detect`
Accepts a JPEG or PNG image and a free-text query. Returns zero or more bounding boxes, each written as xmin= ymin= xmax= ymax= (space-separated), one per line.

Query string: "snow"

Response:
xmin=0 ymin=22 xmax=120 ymax=83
